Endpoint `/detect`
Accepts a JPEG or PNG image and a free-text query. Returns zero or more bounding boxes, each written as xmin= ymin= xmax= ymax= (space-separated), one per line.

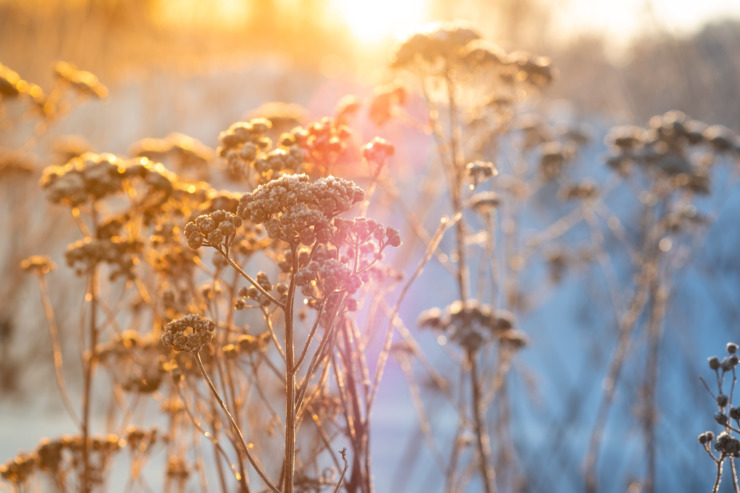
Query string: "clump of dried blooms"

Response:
xmin=161 ymin=314 xmax=216 ymax=353
xmin=237 ymin=174 xmax=364 ymax=245
xmin=605 ymin=111 xmax=738 ymax=193
xmin=699 ymin=341 xmax=740 ymax=488
xmin=0 ymin=150 xmax=34 ymax=178
xmin=390 ymin=21 xmax=553 ymax=92
xmin=183 ymin=209 xmax=243 ymax=249
xmin=40 ymin=153 xmax=176 ymax=207
xmin=368 ymin=83 xmax=407 ymax=126
xmin=0 ymin=453 xmax=35 ymax=485
xmin=130 ymin=133 xmax=213 ymax=175
xmin=20 ymin=255 xmax=56 ymax=275
xmin=65 ymin=237 xmax=143 ymax=279
xmin=0 ymin=62 xmax=45 ymax=109
xmin=418 ymin=300 xmax=524 ymax=352
xmin=362 ymin=137 xmax=395 ymax=166
xmin=297 ymin=117 xmax=353 ymax=174
xmin=470 ymin=191 xmax=501 ymax=215
xmin=53 ymin=61 xmax=108 ymax=99
xmin=558 ymin=180 xmax=599 ymax=201
xmin=390 ymin=21 xmax=482 ymax=69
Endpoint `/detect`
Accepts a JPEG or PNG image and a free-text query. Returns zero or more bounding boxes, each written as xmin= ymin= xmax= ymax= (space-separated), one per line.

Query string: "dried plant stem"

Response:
xmin=444 ymin=72 xmax=469 ymax=304
xmin=282 ymin=247 xmax=299 ymax=493
xmin=216 ymin=246 xmax=286 ymax=309
xmin=194 ymin=352 xmax=279 ymax=493
xmin=332 ymin=449 xmax=349 ymax=493
xmin=81 ymin=244 xmax=99 ymax=493
xmin=468 ymin=349 xmax=497 ymax=493
xmin=714 ymin=458 xmax=724 ymax=493
xmin=643 ymin=280 xmax=667 ymax=493
xmin=37 ymin=274 xmax=80 ymax=426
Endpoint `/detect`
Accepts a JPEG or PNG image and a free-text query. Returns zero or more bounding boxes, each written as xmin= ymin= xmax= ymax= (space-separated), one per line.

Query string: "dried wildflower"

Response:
xmin=20 ymin=255 xmax=56 ymax=275
xmin=715 ymin=432 xmax=740 ymax=455
xmin=184 ymin=209 xmax=243 ymax=249
xmin=131 ymin=133 xmax=213 ymax=174
xmin=295 ymin=259 xmax=362 ymax=297
xmin=65 ymin=237 xmax=143 ymax=279
xmin=218 ymin=118 xmax=308 ymax=183
xmin=703 ymin=125 xmax=736 ymax=153
xmin=40 ymin=153 xmax=175 ymax=207
xmin=335 ymin=95 xmax=361 ymax=126
xmin=390 ymin=21 xmax=481 ymax=70
xmin=606 ymin=126 xmax=645 ymax=151
xmin=126 ymin=427 xmax=158 ymax=452
xmin=53 ymin=61 xmax=108 ymax=99
xmin=0 ymin=150 xmax=34 ymax=178
xmin=466 ymin=161 xmax=497 ymax=186
xmin=362 ymin=137 xmax=395 ymax=166
xmin=35 ymin=439 xmax=63 ymax=473
xmin=558 ymin=181 xmax=599 ymax=201
xmin=470 ymin=191 xmax=501 ymax=215
xmin=237 ymin=174 xmax=364 ymax=245
xmin=368 ymin=83 xmax=407 ymax=126
xmin=698 ymin=431 xmax=715 ymax=445
xmin=539 ymin=141 xmax=571 ymax=180
xmin=161 ymin=314 xmax=216 ymax=353
xmin=418 ymin=300 xmax=518 ymax=352
xmin=166 ymin=456 xmax=190 ymax=480
xmin=0 ymin=62 xmax=46 ymax=109
xmin=0 ymin=453 xmax=36 ymax=484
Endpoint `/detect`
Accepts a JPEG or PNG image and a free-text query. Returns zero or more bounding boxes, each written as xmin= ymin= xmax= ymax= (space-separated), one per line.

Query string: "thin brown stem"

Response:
xmin=194 ymin=353 xmax=279 ymax=493
xmin=468 ymin=349 xmax=497 ymax=493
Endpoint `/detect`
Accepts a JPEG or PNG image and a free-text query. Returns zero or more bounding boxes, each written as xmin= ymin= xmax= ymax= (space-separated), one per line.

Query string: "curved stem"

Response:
xmin=194 ymin=352 xmax=279 ymax=493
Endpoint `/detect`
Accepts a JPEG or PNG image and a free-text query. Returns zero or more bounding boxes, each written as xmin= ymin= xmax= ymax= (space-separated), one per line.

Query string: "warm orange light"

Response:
xmin=328 ymin=0 xmax=428 ymax=45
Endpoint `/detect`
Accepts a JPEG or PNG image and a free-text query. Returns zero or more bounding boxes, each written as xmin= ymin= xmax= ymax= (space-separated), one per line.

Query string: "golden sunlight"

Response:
xmin=328 ymin=0 xmax=428 ymax=44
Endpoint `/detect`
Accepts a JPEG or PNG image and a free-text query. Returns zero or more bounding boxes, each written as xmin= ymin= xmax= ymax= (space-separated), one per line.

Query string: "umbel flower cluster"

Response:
xmin=418 ymin=300 xmax=526 ymax=352
xmin=605 ymin=110 xmax=739 ymax=192
xmin=161 ymin=314 xmax=216 ymax=353
xmin=183 ymin=210 xmax=243 ymax=249
xmin=40 ymin=152 xmax=175 ymax=207
xmin=237 ymin=173 xmax=364 ymax=245
xmin=390 ymin=21 xmax=553 ymax=89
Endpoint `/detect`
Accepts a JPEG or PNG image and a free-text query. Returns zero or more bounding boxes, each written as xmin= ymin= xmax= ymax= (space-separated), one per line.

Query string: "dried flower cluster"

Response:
xmin=40 ymin=153 xmax=175 ymax=207
xmin=130 ymin=132 xmax=213 ymax=174
xmin=605 ymin=111 xmax=738 ymax=192
xmin=161 ymin=314 xmax=216 ymax=353
xmin=184 ymin=209 xmax=243 ymax=249
xmin=390 ymin=21 xmax=553 ymax=90
xmin=237 ymin=173 xmax=364 ymax=245
xmin=53 ymin=61 xmax=108 ymax=99
xmin=418 ymin=300 xmax=525 ymax=352
xmin=217 ymin=118 xmax=306 ymax=183
xmin=699 ymin=342 xmax=740 ymax=489
xmin=0 ymin=434 xmax=125 ymax=487
xmin=0 ymin=62 xmax=45 ymax=109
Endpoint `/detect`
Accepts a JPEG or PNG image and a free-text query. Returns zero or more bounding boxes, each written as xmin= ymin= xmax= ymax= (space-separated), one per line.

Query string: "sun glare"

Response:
xmin=329 ymin=0 xmax=428 ymax=44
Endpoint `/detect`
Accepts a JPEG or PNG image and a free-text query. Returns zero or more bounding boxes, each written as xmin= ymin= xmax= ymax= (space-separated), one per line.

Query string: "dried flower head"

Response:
xmin=237 ymin=174 xmax=364 ymax=245
xmin=53 ymin=61 xmax=108 ymax=99
xmin=161 ymin=314 xmax=216 ymax=353
xmin=20 ymin=255 xmax=56 ymax=275
xmin=183 ymin=209 xmax=243 ymax=249
xmin=418 ymin=300 xmax=518 ymax=351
